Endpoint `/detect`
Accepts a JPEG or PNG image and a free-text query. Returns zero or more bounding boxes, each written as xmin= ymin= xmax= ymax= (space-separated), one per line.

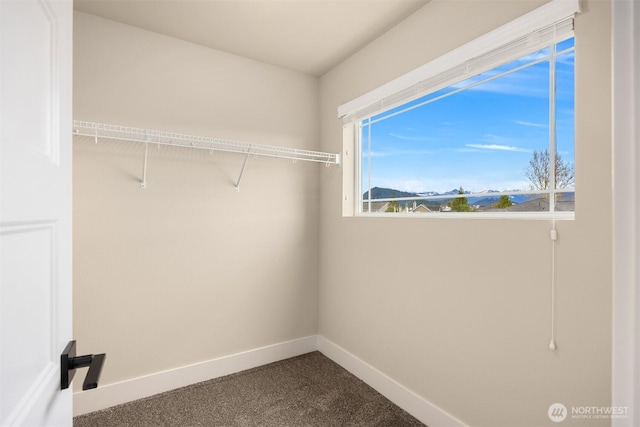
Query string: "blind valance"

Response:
xmin=338 ymin=0 xmax=580 ymax=124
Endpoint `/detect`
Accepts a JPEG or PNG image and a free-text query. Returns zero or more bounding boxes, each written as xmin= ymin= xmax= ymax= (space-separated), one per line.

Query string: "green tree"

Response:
xmin=494 ymin=195 xmax=513 ymax=208
xmin=385 ymin=200 xmax=399 ymax=212
xmin=449 ymin=187 xmax=473 ymax=212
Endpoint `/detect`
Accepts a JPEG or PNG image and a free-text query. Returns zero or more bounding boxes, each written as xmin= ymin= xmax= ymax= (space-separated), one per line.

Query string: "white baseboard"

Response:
xmin=73 ymin=335 xmax=318 ymax=416
xmin=317 ymin=336 xmax=468 ymax=427
xmin=75 ymin=334 xmax=466 ymax=427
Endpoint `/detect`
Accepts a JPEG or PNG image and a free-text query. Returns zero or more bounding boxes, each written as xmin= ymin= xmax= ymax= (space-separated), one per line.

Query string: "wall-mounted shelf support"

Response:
xmin=235 ymin=147 xmax=252 ymax=192
xmin=73 ymin=120 xmax=341 ymax=190
xmin=141 ymin=141 xmax=149 ymax=189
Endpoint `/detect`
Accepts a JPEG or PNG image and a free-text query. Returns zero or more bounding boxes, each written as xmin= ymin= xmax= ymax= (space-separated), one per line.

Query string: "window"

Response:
xmin=359 ymin=38 xmax=574 ymax=215
xmin=339 ymin=0 xmax=580 ymax=218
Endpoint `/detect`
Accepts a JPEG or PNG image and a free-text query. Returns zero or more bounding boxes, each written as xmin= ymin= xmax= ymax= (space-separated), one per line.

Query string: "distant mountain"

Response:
xmin=363 ymin=187 xmax=420 ymax=200
xmin=363 ymin=187 xmax=574 ymax=206
xmin=468 ymin=194 xmax=533 ymax=206
xmin=365 ymin=187 xmax=476 ymax=201
xmin=469 ymin=196 xmax=503 ymax=207
xmin=440 ymin=188 xmax=470 ymax=196
xmin=468 ymin=192 xmax=575 ymax=206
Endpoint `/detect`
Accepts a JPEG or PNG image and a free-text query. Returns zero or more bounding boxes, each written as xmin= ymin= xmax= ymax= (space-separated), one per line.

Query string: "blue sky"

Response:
xmin=362 ymin=38 xmax=575 ymax=195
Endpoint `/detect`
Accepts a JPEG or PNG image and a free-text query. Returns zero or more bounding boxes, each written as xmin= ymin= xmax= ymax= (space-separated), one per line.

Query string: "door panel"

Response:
xmin=0 ymin=0 xmax=73 ymax=425
xmin=1 ymin=223 xmax=56 ymax=418
xmin=2 ymin=0 xmax=56 ymax=163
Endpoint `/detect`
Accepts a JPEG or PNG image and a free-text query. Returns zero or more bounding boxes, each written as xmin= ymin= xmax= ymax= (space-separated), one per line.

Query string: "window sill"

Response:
xmin=353 ymin=211 xmax=575 ymax=220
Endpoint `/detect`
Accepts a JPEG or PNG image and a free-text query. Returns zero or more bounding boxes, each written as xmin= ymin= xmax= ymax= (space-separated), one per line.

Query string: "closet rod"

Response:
xmin=72 ymin=120 xmax=341 ymax=165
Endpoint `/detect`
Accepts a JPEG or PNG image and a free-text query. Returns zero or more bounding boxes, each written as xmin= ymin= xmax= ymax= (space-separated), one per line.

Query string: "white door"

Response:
xmin=0 ymin=0 xmax=73 ymax=425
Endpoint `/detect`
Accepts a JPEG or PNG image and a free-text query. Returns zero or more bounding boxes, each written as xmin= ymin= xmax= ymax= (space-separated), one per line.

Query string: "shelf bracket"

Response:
xmin=141 ymin=141 xmax=149 ymax=189
xmin=235 ymin=147 xmax=252 ymax=192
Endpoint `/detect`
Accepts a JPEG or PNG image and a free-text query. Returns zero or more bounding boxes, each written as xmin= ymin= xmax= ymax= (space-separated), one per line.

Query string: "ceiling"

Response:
xmin=73 ymin=0 xmax=429 ymax=76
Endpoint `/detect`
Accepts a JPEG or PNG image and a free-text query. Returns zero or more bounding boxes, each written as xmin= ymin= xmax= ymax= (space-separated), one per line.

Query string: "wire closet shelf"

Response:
xmin=73 ymin=120 xmax=340 ymax=191
xmin=73 ymin=120 xmax=340 ymax=165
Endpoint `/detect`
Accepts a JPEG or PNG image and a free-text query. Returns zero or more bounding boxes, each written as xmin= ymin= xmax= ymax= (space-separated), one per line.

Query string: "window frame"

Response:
xmin=339 ymin=0 xmax=580 ymax=220
xmin=355 ymin=41 xmax=575 ymax=220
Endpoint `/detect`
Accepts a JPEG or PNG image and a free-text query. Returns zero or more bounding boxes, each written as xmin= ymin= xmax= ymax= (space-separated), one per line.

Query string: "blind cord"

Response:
xmin=549 ymin=23 xmax=559 ymax=351
xmin=549 ymin=219 xmax=558 ymax=351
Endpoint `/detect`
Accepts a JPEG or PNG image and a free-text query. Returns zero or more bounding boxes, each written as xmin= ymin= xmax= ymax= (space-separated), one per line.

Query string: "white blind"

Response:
xmin=338 ymin=0 xmax=580 ymax=124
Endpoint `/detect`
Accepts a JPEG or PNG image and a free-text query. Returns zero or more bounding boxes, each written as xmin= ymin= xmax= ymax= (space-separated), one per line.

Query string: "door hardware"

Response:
xmin=60 ymin=340 xmax=106 ymax=390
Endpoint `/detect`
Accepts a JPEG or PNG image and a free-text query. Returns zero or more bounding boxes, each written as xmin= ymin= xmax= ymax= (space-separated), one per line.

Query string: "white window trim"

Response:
xmin=353 ymin=211 xmax=576 ymax=221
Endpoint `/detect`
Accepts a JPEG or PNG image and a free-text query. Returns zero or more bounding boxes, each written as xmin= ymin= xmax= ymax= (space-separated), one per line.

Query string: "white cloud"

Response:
xmin=363 ymin=151 xmax=389 ymax=158
xmin=514 ymin=120 xmax=547 ymax=128
xmin=388 ymin=133 xmax=432 ymax=142
xmin=556 ymin=52 xmax=575 ymax=66
xmin=481 ymin=133 xmax=512 ymax=145
xmin=465 ymin=143 xmax=532 ymax=153
xmin=364 ymin=148 xmax=435 ymax=158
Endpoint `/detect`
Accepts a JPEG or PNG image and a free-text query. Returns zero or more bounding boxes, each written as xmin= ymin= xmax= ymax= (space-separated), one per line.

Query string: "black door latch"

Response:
xmin=60 ymin=340 xmax=106 ymax=390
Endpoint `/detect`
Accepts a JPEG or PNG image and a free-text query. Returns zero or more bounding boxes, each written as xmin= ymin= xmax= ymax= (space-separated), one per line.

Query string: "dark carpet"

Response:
xmin=73 ymin=351 xmax=426 ymax=427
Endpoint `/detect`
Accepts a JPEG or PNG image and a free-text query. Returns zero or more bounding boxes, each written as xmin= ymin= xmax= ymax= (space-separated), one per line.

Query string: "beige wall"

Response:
xmin=319 ymin=1 xmax=612 ymax=426
xmin=73 ymin=12 xmax=321 ymax=386
xmin=74 ymin=2 xmax=614 ymax=425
